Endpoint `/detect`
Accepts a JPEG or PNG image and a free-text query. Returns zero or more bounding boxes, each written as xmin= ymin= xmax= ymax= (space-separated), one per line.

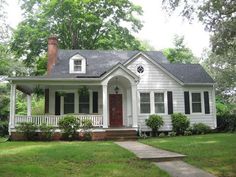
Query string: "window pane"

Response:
xmin=74 ymin=60 xmax=81 ymax=66
xmin=64 ymin=93 xmax=74 ymax=114
xmin=140 ymin=93 xmax=150 ymax=102
xmin=140 ymin=103 xmax=150 ymax=113
xmin=192 ymin=93 xmax=201 ymax=102
xmin=192 ymin=103 xmax=202 ymax=113
xmin=74 ymin=65 xmax=82 ymax=71
xmin=93 ymin=92 xmax=98 ymax=113
xmin=79 ymin=94 xmax=90 ymax=114
xmin=155 ymin=93 xmax=164 ymax=102
xmin=155 ymin=103 xmax=165 ymax=113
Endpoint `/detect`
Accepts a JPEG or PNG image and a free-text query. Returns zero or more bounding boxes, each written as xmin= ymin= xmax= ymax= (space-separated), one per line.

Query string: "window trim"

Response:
xmin=59 ymin=90 xmax=77 ymax=115
xmin=190 ymin=91 xmax=204 ymax=114
xmin=154 ymin=92 xmax=165 ymax=114
xmin=69 ymin=54 xmax=86 ymax=74
xmin=139 ymin=92 xmax=151 ymax=114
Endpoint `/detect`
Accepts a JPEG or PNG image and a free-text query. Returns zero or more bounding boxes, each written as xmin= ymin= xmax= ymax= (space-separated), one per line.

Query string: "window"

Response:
xmin=74 ymin=59 xmax=82 ymax=72
xmin=137 ymin=65 xmax=144 ymax=73
xmin=154 ymin=93 xmax=165 ymax=113
xmin=93 ymin=92 xmax=98 ymax=113
xmin=140 ymin=93 xmax=150 ymax=113
xmin=192 ymin=93 xmax=202 ymax=113
xmin=64 ymin=93 xmax=74 ymax=114
xmin=79 ymin=94 xmax=89 ymax=114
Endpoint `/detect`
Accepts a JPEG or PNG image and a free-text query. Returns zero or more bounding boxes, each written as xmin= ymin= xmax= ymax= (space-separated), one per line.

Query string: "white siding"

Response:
xmin=127 ymin=56 xmax=216 ymax=131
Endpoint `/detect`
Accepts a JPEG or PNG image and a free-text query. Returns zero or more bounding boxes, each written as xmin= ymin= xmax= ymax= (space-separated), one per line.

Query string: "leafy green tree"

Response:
xmin=163 ymin=35 xmax=197 ymax=63
xmin=162 ymin=0 xmax=236 ymax=104
xmin=11 ymin=0 xmax=144 ymax=68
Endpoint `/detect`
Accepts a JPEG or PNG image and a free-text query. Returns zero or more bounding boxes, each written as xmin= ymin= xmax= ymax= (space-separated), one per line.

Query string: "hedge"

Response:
xmin=217 ymin=114 xmax=236 ymax=132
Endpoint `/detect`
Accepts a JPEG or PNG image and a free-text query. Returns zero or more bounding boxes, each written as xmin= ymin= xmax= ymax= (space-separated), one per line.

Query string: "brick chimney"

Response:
xmin=47 ymin=36 xmax=58 ymax=75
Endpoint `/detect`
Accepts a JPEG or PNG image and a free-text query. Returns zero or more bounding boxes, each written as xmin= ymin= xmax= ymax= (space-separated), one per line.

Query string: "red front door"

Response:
xmin=109 ymin=94 xmax=123 ymax=127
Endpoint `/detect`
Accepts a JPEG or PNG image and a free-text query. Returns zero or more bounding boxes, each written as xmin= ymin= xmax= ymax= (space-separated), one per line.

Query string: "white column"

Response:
xmin=102 ymin=84 xmax=108 ymax=128
xmin=27 ymin=94 xmax=32 ymax=116
xmin=9 ymin=84 xmax=16 ymax=129
xmin=131 ymin=84 xmax=138 ymax=128
xmin=89 ymin=90 xmax=93 ymax=114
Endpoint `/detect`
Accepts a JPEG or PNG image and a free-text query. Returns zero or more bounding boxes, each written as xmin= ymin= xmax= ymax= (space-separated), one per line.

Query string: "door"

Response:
xmin=109 ymin=94 xmax=123 ymax=127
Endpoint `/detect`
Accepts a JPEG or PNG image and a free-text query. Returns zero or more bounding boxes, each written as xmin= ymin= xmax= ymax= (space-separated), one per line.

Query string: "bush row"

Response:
xmin=217 ymin=114 xmax=236 ymax=132
xmin=0 ymin=120 xmax=8 ymax=137
xmin=16 ymin=115 xmax=93 ymax=141
xmin=145 ymin=113 xmax=211 ymax=137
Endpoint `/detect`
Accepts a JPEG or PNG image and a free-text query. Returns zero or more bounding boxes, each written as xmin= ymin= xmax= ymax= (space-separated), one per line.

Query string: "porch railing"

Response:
xmin=14 ymin=115 xmax=103 ymax=127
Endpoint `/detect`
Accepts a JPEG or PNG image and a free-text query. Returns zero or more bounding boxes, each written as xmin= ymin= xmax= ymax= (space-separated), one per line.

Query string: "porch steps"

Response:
xmin=105 ymin=130 xmax=138 ymax=140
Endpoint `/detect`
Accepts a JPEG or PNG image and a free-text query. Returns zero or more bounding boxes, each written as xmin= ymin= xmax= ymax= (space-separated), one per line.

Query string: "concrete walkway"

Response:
xmin=115 ymin=141 xmax=216 ymax=177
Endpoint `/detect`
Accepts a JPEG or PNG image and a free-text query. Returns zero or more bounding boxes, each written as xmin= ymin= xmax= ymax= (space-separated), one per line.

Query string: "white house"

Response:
xmin=8 ymin=37 xmax=216 ymax=140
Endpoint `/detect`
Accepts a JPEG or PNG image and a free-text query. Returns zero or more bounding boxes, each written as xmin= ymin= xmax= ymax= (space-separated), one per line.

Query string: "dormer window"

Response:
xmin=69 ymin=54 xmax=86 ymax=73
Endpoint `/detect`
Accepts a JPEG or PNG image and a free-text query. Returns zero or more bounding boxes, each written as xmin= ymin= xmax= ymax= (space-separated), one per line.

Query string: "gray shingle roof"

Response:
xmin=48 ymin=49 xmax=214 ymax=84
xmin=50 ymin=50 xmax=169 ymax=77
xmin=161 ymin=63 xmax=214 ymax=84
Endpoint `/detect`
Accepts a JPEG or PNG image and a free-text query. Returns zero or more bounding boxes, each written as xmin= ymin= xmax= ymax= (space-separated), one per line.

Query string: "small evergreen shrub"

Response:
xmin=16 ymin=122 xmax=37 ymax=140
xmin=81 ymin=119 xmax=93 ymax=141
xmin=171 ymin=113 xmax=190 ymax=135
xmin=145 ymin=114 xmax=164 ymax=137
xmin=0 ymin=120 xmax=8 ymax=137
xmin=159 ymin=132 xmax=165 ymax=138
xmin=39 ymin=123 xmax=54 ymax=141
xmin=59 ymin=115 xmax=80 ymax=140
xmin=192 ymin=123 xmax=211 ymax=135
xmin=217 ymin=114 xmax=236 ymax=132
xmin=168 ymin=131 xmax=176 ymax=137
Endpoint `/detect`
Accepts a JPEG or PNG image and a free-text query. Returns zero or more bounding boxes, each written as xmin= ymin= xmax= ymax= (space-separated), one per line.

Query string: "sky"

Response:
xmin=6 ymin=0 xmax=210 ymax=57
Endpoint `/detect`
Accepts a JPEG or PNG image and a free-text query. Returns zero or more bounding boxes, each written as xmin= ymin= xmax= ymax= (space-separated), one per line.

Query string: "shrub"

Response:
xmin=171 ymin=113 xmax=190 ymax=135
xmin=81 ymin=119 xmax=93 ymax=141
xmin=192 ymin=123 xmax=211 ymax=135
xmin=16 ymin=122 xmax=37 ymax=140
xmin=145 ymin=115 xmax=164 ymax=137
xmin=59 ymin=115 xmax=79 ymax=140
xmin=168 ymin=131 xmax=176 ymax=137
xmin=159 ymin=132 xmax=165 ymax=138
xmin=217 ymin=114 xmax=236 ymax=132
xmin=184 ymin=130 xmax=192 ymax=136
xmin=0 ymin=120 xmax=8 ymax=137
xmin=39 ymin=123 xmax=54 ymax=141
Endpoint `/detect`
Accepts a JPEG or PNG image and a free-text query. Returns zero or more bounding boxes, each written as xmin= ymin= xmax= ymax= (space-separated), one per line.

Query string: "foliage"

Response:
xmin=191 ymin=123 xmax=211 ymax=135
xmin=0 ymin=120 xmax=8 ymax=137
xmin=158 ymin=132 xmax=165 ymax=138
xmin=59 ymin=115 xmax=80 ymax=140
xmin=162 ymin=0 xmax=236 ymax=104
xmin=184 ymin=130 xmax=192 ymax=136
xmin=171 ymin=113 xmax=190 ymax=135
xmin=217 ymin=114 xmax=236 ymax=132
xmin=16 ymin=122 xmax=37 ymax=140
xmin=163 ymin=35 xmax=197 ymax=64
xmin=80 ymin=119 xmax=93 ymax=141
xmin=0 ymin=84 xmax=10 ymax=117
xmin=168 ymin=131 xmax=176 ymax=137
xmin=145 ymin=114 xmax=164 ymax=137
xmin=78 ymin=86 xmax=89 ymax=96
xmin=11 ymin=0 xmax=144 ymax=67
xmin=39 ymin=123 xmax=54 ymax=141
xmin=140 ymin=133 xmax=236 ymax=177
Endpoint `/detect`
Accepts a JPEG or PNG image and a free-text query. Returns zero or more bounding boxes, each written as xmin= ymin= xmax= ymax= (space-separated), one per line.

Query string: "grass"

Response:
xmin=140 ymin=133 xmax=236 ymax=177
xmin=0 ymin=141 xmax=169 ymax=177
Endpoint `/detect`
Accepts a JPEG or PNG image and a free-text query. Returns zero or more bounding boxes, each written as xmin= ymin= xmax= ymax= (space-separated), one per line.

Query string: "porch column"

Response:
xmin=131 ymin=84 xmax=138 ymax=128
xmin=9 ymin=84 xmax=16 ymax=129
xmin=102 ymin=84 xmax=108 ymax=128
xmin=27 ymin=94 xmax=32 ymax=116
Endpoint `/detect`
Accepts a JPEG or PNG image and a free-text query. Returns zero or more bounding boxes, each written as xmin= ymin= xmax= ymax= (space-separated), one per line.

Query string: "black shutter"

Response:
xmin=45 ymin=89 xmax=49 ymax=113
xmin=55 ymin=92 xmax=61 ymax=115
xmin=167 ymin=91 xmax=173 ymax=114
xmin=204 ymin=91 xmax=210 ymax=114
xmin=93 ymin=92 xmax=98 ymax=113
xmin=184 ymin=91 xmax=190 ymax=114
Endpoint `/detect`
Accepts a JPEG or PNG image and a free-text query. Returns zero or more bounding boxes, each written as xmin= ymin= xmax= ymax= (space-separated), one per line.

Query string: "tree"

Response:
xmin=163 ymin=35 xmax=197 ymax=63
xmin=162 ymin=0 xmax=236 ymax=103
xmin=11 ymin=0 xmax=144 ymax=68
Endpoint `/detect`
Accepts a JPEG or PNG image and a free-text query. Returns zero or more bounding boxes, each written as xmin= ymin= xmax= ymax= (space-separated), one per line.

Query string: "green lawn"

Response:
xmin=140 ymin=133 xmax=236 ymax=177
xmin=0 ymin=141 xmax=169 ymax=177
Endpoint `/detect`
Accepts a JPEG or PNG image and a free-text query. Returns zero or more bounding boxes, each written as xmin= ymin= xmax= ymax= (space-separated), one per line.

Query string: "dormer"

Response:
xmin=69 ymin=54 xmax=86 ymax=74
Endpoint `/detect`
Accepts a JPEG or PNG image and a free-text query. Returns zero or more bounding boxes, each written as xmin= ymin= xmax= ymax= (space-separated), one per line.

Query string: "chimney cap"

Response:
xmin=48 ymin=36 xmax=58 ymax=45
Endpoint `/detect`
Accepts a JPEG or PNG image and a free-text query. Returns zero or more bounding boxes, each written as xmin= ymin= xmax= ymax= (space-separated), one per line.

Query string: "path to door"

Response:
xmin=115 ymin=141 xmax=216 ymax=177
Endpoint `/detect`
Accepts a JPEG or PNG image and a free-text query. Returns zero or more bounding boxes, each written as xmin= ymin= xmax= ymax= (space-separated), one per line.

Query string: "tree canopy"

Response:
xmin=163 ymin=35 xmax=197 ymax=63
xmin=11 ymin=0 xmax=144 ymax=67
